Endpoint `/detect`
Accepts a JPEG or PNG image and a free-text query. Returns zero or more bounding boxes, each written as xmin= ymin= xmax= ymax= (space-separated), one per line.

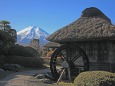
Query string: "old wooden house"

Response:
xmin=47 ymin=7 xmax=115 ymax=73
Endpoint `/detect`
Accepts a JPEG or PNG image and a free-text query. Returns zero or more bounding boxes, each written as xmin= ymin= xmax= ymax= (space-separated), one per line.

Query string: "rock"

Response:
xmin=0 ymin=68 xmax=4 ymax=73
xmin=35 ymin=74 xmax=45 ymax=79
xmin=42 ymin=78 xmax=52 ymax=84
xmin=45 ymin=73 xmax=54 ymax=80
xmin=34 ymin=73 xmax=54 ymax=84
xmin=2 ymin=64 xmax=23 ymax=72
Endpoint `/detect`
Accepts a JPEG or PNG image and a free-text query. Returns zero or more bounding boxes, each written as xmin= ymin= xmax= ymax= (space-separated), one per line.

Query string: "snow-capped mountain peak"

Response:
xmin=17 ymin=26 xmax=50 ymax=46
xmin=17 ymin=26 xmax=33 ymax=35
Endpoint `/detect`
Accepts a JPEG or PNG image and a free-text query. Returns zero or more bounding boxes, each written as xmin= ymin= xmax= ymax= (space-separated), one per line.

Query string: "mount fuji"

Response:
xmin=17 ymin=26 xmax=50 ymax=46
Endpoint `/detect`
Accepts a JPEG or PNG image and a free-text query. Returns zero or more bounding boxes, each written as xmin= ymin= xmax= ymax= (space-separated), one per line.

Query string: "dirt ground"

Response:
xmin=0 ymin=68 xmax=73 ymax=86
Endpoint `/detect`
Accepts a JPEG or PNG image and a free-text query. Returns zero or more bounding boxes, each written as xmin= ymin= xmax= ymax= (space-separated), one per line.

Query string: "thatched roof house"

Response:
xmin=47 ymin=7 xmax=115 ymax=72
xmin=47 ymin=7 xmax=115 ymax=43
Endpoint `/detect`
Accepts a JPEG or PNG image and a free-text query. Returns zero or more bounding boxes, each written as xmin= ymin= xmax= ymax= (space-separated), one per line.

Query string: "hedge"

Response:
xmin=6 ymin=56 xmax=44 ymax=68
xmin=74 ymin=71 xmax=115 ymax=86
xmin=8 ymin=45 xmax=40 ymax=57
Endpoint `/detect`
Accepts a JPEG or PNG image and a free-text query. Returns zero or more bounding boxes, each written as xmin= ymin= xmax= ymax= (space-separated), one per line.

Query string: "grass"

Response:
xmin=57 ymin=81 xmax=74 ymax=86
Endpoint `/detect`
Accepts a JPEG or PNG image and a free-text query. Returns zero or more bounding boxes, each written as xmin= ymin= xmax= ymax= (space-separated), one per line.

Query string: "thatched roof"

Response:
xmin=43 ymin=42 xmax=60 ymax=48
xmin=47 ymin=7 xmax=115 ymax=43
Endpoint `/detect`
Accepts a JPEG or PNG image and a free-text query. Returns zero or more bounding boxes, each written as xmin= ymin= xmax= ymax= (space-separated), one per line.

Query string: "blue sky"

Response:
xmin=0 ymin=0 xmax=115 ymax=34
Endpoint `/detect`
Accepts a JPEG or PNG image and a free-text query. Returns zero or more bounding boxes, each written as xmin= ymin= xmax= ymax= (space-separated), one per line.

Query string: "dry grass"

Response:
xmin=57 ymin=81 xmax=74 ymax=86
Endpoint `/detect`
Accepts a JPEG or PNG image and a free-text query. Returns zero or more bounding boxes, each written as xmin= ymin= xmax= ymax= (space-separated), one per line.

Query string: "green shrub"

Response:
xmin=74 ymin=71 xmax=115 ymax=86
xmin=4 ymin=45 xmax=44 ymax=68
xmin=0 ymin=30 xmax=15 ymax=44
xmin=0 ymin=55 xmax=6 ymax=66
xmin=8 ymin=45 xmax=40 ymax=57
xmin=0 ymin=46 xmax=9 ymax=55
xmin=6 ymin=56 xmax=44 ymax=68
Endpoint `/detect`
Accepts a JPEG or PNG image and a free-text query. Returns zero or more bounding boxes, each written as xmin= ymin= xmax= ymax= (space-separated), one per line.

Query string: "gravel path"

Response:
xmin=0 ymin=68 xmax=61 ymax=86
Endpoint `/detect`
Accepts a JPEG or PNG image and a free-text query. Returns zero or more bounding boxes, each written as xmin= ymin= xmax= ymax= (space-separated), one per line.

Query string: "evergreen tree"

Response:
xmin=9 ymin=29 xmax=17 ymax=43
xmin=0 ymin=20 xmax=10 ymax=31
xmin=0 ymin=20 xmax=17 ymax=47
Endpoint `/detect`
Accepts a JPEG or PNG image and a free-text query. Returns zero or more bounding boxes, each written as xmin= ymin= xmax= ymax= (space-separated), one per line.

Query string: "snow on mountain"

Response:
xmin=17 ymin=26 xmax=50 ymax=46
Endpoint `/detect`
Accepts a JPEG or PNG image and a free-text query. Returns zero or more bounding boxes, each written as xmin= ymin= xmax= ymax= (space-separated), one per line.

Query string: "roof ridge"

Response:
xmin=81 ymin=7 xmax=111 ymax=23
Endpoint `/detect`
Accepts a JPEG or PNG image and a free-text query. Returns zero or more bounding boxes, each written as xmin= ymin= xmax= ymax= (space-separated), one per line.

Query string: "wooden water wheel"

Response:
xmin=50 ymin=44 xmax=89 ymax=81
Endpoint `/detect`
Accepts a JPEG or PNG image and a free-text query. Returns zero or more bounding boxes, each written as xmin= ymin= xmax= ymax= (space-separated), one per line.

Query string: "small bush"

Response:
xmin=42 ymin=49 xmax=49 ymax=57
xmin=8 ymin=45 xmax=40 ymax=57
xmin=74 ymin=71 xmax=115 ymax=86
xmin=46 ymin=51 xmax=54 ymax=57
xmin=0 ymin=55 xmax=6 ymax=66
xmin=42 ymin=57 xmax=50 ymax=65
xmin=6 ymin=56 xmax=44 ymax=68
xmin=42 ymin=51 xmax=54 ymax=65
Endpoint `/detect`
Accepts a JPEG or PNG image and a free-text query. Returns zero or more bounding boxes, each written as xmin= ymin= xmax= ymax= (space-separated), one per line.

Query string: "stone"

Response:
xmin=0 ymin=68 xmax=4 ymax=73
xmin=35 ymin=74 xmax=45 ymax=79
xmin=42 ymin=78 xmax=52 ymax=84
xmin=2 ymin=64 xmax=23 ymax=72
